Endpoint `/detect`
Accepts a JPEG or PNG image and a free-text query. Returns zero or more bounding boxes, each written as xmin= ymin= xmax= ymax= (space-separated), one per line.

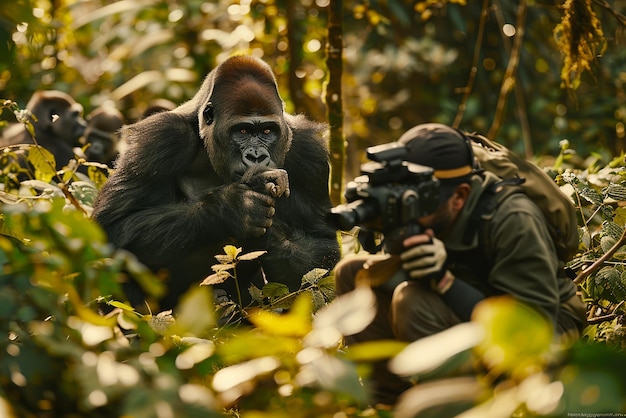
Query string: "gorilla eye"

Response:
xmin=263 ymin=129 xmax=271 ymax=135
xmin=203 ymin=102 xmax=214 ymax=125
xmin=240 ymin=128 xmax=248 ymax=134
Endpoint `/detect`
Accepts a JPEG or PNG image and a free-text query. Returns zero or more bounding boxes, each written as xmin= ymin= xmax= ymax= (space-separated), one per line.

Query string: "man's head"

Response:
xmin=397 ymin=123 xmax=475 ymax=235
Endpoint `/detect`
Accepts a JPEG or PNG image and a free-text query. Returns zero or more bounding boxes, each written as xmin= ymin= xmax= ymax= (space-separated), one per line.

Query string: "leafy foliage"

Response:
xmin=553 ymin=0 xmax=606 ymax=89
xmin=0 ymin=194 xmax=377 ymax=417
xmin=2 ymin=98 xmax=626 ymax=417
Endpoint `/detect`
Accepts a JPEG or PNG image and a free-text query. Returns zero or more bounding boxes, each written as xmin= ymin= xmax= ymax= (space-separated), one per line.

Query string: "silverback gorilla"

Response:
xmin=92 ymin=55 xmax=340 ymax=310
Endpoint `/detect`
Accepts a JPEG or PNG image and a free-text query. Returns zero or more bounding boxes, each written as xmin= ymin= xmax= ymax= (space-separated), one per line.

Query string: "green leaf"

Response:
xmin=68 ymin=181 xmax=98 ymax=206
xmin=299 ymin=353 xmax=367 ymax=403
xmin=389 ymin=322 xmax=484 ymax=377
xmin=166 ymin=286 xmax=215 ymax=338
xmin=108 ymin=300 xmax=136 ymax=312
xmin=248 ymin=293 xmax=312 ymax=337
xmin=311 ymin=285 xmax=376 ymax=338
xmin=26 ymin=145 xmax=56 ymax=182
xmin=200 ymin=271 xmax=232 ymax=286
xmin=261 ymin=282 xmax=290 ymax=299
xmin=601 ymin=220 xmax=623 ymax=241
xmin=394 ymin=377 xmax=483 ymax=418
xmin=238 ymin=250 xmax=267 ymax=261
xmin=301 ymin=268 xmax=329 ymax=286
xmin=86 ymin=164 xmax=110 ymax=189
xmin=579 ymin=186 xmax=603 ymax=205
xmin=211 ymin=263 xmax=236 ymax=272
xmin=614 ymin=271 xmax=626 ymax=300
xmin=344 ymin=340 xmax=408 ymax=362
xmin=223 ymin=245 xmax=241 ymax=260
xmin=595 ymin=265 xmax=619 ymax=289
xmin=473 ymin=296 xmax=553 ymax=378
xmin=217 ymin=333 xmax=301 ymax=364
xmin=212 ymin=356 xmax=280 ymax=394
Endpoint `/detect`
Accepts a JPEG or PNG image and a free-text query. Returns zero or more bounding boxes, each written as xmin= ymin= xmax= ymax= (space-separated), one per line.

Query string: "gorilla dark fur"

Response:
xmin=1 ymin=90 xmax=86 ymax=170
xmin=92 ymin=55 xmax=340 ymax=310
xmin=82 ymin=106 xmax=125 ymax=167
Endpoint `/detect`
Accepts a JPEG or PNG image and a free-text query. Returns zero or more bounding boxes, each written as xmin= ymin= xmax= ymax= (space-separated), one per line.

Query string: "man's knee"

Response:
xmin=334 ymin=255 xmax=369 ymax=295
xmin=391 ymin=281 xmax=461 ymax=340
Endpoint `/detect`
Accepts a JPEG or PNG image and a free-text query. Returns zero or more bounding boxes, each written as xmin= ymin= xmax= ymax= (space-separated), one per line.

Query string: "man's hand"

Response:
xmin=400 ymin=229 xmax=447 ymax=281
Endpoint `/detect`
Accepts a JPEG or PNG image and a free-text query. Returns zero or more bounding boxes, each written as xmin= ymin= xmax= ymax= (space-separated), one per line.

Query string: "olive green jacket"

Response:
xmin=443 ymin=171 xmax=579 ymax=326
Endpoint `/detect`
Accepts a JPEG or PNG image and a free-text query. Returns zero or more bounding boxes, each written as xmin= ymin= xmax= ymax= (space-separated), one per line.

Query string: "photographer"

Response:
xmin=333 ymin=123 xmax=586 ymax=405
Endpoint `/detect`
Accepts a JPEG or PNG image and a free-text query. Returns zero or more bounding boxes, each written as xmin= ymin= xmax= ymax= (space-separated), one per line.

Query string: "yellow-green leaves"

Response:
xmin=202 ymin=245 xmax=266 ymax=286
xmin=248 ymin=293 xmax=313 ymax=338
xmin=473 ymin=296 xmax=553 ymax=379
xmin=553 ymin=0 xmax=605 ymax=89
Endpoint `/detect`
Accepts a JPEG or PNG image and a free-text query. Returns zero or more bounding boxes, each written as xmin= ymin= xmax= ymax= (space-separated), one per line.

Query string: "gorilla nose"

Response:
xmin=243 ymin=146 xmax=270 ymax=167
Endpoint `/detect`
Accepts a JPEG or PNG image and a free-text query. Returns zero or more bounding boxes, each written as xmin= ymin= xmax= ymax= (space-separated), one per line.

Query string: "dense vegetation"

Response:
xmin=2 ymin=0 xmax=626 ymax=416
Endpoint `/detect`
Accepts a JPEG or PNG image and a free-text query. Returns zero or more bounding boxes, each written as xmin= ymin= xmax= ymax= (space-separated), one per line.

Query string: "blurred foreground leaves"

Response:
xmin=0 ymin=196 xmax=372 ymax=417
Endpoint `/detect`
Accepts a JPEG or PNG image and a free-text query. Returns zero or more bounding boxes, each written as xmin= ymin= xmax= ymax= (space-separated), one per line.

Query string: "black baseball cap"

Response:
xmin=398 ymin=123 xmax=475 ymax=186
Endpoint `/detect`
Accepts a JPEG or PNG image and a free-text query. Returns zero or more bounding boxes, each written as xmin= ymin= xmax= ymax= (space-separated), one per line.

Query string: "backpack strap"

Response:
xmin=461 ymin=178 xmax=525 ymax=247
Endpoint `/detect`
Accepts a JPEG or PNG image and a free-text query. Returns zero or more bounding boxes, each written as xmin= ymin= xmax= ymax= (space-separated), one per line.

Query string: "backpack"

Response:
xmin=463 ymin=132 xmax=579 ymax=264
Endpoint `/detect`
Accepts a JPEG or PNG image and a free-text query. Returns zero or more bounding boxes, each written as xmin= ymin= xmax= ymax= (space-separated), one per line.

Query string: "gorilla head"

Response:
xmin=83 ymin=106 xmax=125 ymax=165
xmin=198 ymin=56 xmax=292 ymax=182
xmin=26 ymin=90 xmax=86 ymax=147
xmin=0 ymin=90 xmax=88 ymax=171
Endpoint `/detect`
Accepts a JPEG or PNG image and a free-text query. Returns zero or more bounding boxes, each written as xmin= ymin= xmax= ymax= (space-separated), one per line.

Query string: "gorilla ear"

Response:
xmin=203 ymin=102 xmax=214 ymax=125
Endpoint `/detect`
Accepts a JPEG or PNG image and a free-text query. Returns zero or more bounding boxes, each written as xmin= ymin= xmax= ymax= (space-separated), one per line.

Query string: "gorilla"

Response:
xmin=92 ymin=55 xmax=340 ymax=310
xmin=141 ymin=98 xmax=177 ymax=119
xmin=82 ymin=106 xmax=125 ymax=167
xmin=0 ymin=90 xmax=86 ymax=170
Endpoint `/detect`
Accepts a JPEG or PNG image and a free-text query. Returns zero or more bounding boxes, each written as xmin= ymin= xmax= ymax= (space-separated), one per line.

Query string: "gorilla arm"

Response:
xmin=91 ymin=111 xmax=276 ymax=268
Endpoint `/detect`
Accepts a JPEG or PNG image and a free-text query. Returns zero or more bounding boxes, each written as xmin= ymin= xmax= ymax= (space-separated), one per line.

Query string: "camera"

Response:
xmin=328 ymin=142 xmax=441 ymax=254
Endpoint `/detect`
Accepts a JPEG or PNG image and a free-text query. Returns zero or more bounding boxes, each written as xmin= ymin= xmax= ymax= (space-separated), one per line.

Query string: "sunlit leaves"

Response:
xmin=165 ymin=286 xmax=215 ymax=338
xmin=458 ymin=373 xmax=563 ymax=418
xmin=217 ymin=332 xmax=301 ymax=365
xmin=389 ymin=322 xmax=484 ymax=377
xmin=147 ymin=310 xmax=176 ymax=335
xmin=26 ymin=145 xmax=56 ymax=182
xmin=473 ymin=297 xmax=553 ymax=379
xmin=212 ymin=356 xmax=281 ymax=406
xmin=175 ymin=341 xmax=216 ymax=370
xmin=295 ymin=348 xmax=366 ymax=403
xmin=304 ymin=285 xmax=375 ymax=348
xmin=248 ymin=293 xmax=313 ymax=338
xmin=202 ymin=245 xmax=266 ymax=286
xmin=553 ymin=0 xmax=606 ymax=89
xmin=394 ymin=377 xmax=482 ymax=418
xmin=344 ymin=339 xmax=408 ymax=363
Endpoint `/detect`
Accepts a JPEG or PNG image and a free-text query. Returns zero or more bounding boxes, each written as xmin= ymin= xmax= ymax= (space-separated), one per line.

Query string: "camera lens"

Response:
xmin=328 ymin=199 xmax=378 ymax=230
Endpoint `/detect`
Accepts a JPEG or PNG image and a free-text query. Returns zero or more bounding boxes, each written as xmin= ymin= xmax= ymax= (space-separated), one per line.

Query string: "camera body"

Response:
xmin=329 ymin=142 xmax=440 ymax=253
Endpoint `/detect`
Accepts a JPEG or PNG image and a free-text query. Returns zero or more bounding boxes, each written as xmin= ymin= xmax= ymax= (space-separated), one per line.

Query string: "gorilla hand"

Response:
xmin=211 ymin=183 xmax=276 ymax=238
xmin=242 ymin=167 xmax=290 ymax=198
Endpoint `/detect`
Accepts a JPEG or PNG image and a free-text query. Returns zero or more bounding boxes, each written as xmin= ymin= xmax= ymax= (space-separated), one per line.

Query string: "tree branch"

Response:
xmin=453 ymin=0 xmax=490 ymax=129
xmin=487 ymin=0 xmax=527 ymax=140
xmin=326 ymin=0 xmax=345 ymax=206
xmin=574 ymin=226 xmax=626 ymax=285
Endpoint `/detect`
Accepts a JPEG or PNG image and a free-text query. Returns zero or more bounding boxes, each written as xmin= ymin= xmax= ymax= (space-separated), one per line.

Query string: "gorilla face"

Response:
xmin=229 ymin=117 xmax=281 ymax=173
xmin=198 ymin=56 xmax=292 ymax=181
xmin=83 ymin=107 xmax=125 ymax=164
xmin=41 ymin=97 xmax=86 ymax=146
